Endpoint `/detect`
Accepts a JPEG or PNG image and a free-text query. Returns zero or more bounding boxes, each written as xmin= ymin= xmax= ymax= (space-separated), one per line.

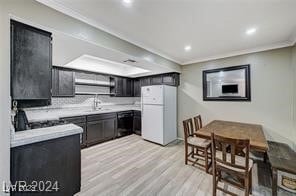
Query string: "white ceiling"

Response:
xmin=52 ymin=32 xmax=175 ymax=77
xmin=39 ymin=0 xmax=296 ymax=65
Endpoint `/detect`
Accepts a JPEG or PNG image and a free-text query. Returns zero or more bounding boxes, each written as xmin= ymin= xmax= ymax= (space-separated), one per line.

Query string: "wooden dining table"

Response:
xmin=197 ymin=120 xmax=269 ymax=154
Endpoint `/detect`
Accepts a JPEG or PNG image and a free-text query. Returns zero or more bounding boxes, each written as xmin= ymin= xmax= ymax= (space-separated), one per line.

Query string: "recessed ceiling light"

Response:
xmin=184 ymin=45 xmax=192 ymax=52
xmin=246 ymin=28 xmax=257 ymax=35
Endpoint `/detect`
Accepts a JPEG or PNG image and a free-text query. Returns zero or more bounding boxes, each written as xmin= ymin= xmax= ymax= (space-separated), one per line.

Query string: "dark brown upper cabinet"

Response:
xmin=150 ymin=75 xmax=163 ymax=85
xmin=52 ymin=67 xmax=75 ymax=97
xmin=140 ymin=77 xmax=151 ymax=86
xmin=133 ymin=79 xmax=141 ymax=97
xmin=124 ymin=77 xmax=133 ymax=97
xmin=11 ymin=20 xmax=52 ymax=106
xmin=139 ymin=73 xmax=180 ymax=87
xmin=110 ymin=77 xmax=133 ymax=97
xmin=203 ymin=64 xmax=251 ymax=101
xmin=110 ymin=73 xmax=179 ymax=98
xmin=162 ymin=73 xmax=180 ymax=86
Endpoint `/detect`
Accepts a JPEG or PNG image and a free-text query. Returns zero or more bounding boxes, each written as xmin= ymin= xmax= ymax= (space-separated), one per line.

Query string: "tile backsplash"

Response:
xmin=49 ymin=71 xmax=140 ymax=108
xmin=51 ymin=95 xmax=140 ymax=108
xmin=23 ymin=71 xmax=141 ymax=110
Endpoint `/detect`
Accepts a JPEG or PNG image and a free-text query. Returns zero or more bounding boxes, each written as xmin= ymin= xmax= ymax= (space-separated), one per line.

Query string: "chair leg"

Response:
xmin=213 ymin=170 xmax=217 ymax=196
xmin=245 ymin=174 xmax=250 ymax=196
xmin=191 ymin=146 xmax=194 ymax=158
xmin=205 ymin=147 xmax=209 ymax=173
xmin=249 ymin=169 xmax=252 ymax=194
xmin=185 ymin=143 xmax=188 ymax=165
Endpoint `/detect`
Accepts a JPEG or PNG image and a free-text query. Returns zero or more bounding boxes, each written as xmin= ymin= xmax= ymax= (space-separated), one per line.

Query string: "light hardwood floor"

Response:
xmin=76 ymin=134 xmax=292 ymax=196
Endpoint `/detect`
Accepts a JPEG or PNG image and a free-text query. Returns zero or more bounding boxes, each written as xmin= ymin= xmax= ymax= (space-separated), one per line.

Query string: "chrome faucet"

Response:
xmin=94 ymin=94 xmax=102 ymax=110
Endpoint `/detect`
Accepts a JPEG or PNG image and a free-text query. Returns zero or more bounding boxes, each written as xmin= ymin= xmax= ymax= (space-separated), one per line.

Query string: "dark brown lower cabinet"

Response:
xmin=76 ymin=122 xmax=87 ymax=148
xmin=61 ymin=116 xmax=87 ymax=148
xmin=10 ymin=134 xmax=81 ymax=196
xmin=87 ymin=113 xmax=117 ymax=146
xmin=86 ymin=120 xmax=104 ymax=145
xmin=103 ymin=119 xmax=116 ymax=140
xmin=133 ymin=111 xmax=141 ymax=135
xmin=62 ymin=111 xmax=140 ymax=148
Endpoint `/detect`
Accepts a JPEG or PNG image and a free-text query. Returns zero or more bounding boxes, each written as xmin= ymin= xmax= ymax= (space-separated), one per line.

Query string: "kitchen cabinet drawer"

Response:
xmin=87 ymin=113 xmax=117 ymax=122
xmin=62 ymin=116 xmax=86 ymax=124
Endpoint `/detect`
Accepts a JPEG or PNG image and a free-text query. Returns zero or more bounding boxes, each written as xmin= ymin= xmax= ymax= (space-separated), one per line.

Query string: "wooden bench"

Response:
xmin=267 ymin=141 xmax=296 ymax=196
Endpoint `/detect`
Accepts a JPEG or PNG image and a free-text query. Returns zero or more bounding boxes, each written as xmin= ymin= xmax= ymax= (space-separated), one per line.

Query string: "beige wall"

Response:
xmin=0 ymin=2 xmax=10 ymax=195
xmin=292 ymin=45 xmax=296 ymax=149
xmin=178 ymin=47 xmax=296 ymax=149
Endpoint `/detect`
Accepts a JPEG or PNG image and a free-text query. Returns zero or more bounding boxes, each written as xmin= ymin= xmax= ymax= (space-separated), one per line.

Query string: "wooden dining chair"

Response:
xmin=193 ymin=115 xmax=203 ymax=130
xmin=193 ymin=115 xmax=208 ymax=156
xmin=211 ymin=133 xmax=253 ymax=196
xmin=183 ymin=118 xmax=211 ymax=173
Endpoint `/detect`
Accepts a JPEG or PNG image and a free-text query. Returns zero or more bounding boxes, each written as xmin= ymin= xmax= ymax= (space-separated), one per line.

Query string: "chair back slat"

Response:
xmin=211 ymin=133 xmax=250 ymax=173
xmin=222 ymin=143 xmax=227 ymax=161
xmin=193 ymin=115 xmax=202 ymax=131
xmin=231 ymin=144 xmax=236 ymax=164
xmin=183 ymin=118 xmax=194 ymax=139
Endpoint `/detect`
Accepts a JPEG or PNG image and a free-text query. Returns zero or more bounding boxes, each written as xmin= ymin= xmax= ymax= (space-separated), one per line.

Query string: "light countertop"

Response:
xmin=25 ymin=104 xmax=141 ymax=123
xmin=11 ymin=124 xmax=83 ymax=148
xmin=11 ymin=104 xmax=140 ymax=148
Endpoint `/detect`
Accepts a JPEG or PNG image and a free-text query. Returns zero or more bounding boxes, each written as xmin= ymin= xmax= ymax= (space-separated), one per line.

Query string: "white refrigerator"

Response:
xmin=141 ymin=85 xmax=177 ymax=145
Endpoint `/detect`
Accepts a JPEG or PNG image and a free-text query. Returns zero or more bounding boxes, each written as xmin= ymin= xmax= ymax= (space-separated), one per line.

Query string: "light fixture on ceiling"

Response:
xmin=122 ymin=0 xmax=133 ymax=6
xmin=123 ymin=59 xmax=137 ymax=63
xmin=246 ymin=28 xmax=257 ymax=35
xmin=64 ymin=55 xmax=150 ymax=77
xmin=184 ymin=45 xmax=192 ymax=52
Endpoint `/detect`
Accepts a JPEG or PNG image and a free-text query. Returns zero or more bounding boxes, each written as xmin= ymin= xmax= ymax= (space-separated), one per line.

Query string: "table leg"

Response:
xmin=272 ymin=168 xmax=277 ymax=196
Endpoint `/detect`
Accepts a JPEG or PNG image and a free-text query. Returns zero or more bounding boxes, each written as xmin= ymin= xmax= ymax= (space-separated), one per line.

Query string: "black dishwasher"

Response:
xmin=117 ymin=111 xmax=133 ymax=137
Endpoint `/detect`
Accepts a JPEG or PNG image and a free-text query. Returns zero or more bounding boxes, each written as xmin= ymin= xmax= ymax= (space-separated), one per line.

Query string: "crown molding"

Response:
xmin=182 ymin=41 xmax=294 ymax=65
xmin=35 ymin=0 xmax=182 ymax=64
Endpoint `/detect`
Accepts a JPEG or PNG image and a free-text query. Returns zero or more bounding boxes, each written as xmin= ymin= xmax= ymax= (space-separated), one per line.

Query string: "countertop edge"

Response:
xmin=11 ymin=124 xmax=83 ymax=148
